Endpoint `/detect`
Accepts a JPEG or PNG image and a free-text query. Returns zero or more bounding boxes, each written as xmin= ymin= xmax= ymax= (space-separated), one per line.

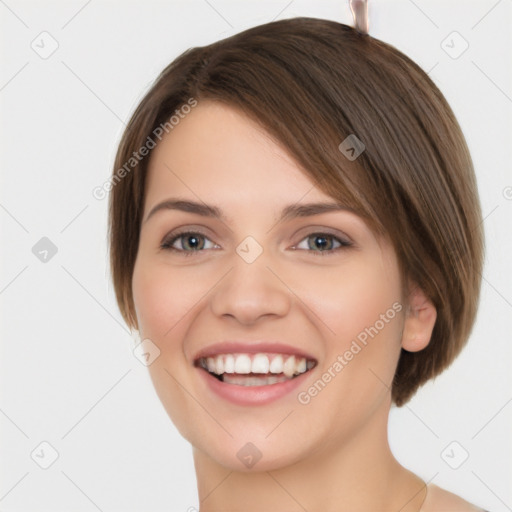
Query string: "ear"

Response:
xmin=401 ymin=284 xmax=437 ymax=352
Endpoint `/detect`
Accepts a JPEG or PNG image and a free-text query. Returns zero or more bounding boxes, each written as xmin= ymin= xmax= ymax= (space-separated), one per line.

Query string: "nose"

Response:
xmin=209 ymin=253 xmax=292 ymax=326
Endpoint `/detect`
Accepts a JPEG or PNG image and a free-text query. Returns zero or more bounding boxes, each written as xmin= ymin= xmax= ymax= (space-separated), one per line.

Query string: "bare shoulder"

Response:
xmin=422 ymin=483 xmax=487 ymax=512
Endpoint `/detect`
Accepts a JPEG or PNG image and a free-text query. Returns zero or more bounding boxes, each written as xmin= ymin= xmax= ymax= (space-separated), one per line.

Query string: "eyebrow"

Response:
xmin=143 ymin=199 xmax=351 ymax=225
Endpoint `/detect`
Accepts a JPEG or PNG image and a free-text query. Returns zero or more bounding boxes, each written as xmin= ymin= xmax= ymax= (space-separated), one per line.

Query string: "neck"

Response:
xmin=192 ymin=402 xmax=426 ymax=512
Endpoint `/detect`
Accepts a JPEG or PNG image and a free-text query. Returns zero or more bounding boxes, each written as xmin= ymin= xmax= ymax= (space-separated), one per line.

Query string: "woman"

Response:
xmin=108 ymin=17 xmax=488 ymax=511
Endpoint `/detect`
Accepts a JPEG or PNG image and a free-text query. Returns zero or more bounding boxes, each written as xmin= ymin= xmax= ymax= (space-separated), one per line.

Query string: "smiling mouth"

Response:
xmin=195 ymin=353 xmax=317 ymax=386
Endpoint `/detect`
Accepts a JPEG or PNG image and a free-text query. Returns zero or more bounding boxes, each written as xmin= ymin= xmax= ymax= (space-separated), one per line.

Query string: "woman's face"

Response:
xmin=132 ymin=100 xmax=406 ymax=471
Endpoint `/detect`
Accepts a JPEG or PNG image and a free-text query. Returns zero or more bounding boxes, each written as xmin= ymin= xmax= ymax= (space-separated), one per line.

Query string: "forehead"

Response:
xmin=144 ymin=100 xmax=332 ymax=210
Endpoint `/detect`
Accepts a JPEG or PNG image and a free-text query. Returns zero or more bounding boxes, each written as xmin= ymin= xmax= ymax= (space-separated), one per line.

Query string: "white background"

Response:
xmin=1 ymin=1 xmax=511 ymax=511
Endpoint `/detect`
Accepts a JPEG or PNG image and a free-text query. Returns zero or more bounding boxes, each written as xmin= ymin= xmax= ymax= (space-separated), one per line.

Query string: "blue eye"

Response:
xmin=160 ymin=231 xmax=217 ymax=254
xmin=294 ymin=233 xmax=352 ymax=254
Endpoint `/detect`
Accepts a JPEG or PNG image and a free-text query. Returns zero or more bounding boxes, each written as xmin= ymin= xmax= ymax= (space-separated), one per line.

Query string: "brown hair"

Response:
xmin=108 ymin=17 xmax=484 ymax=406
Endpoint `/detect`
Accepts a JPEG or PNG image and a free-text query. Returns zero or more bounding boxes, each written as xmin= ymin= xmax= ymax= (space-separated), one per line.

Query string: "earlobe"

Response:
xmin=401 ymin=285 xmax=437 ymax=352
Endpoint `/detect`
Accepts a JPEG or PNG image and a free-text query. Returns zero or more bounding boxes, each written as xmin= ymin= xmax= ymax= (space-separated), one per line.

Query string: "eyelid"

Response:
xmin=160 ymin=224 xmax=216 ymax=241
xmin=291 ymin=226 xmax=354 ymax=246
xmin=290 ymin=232 xmax=353 ymax=255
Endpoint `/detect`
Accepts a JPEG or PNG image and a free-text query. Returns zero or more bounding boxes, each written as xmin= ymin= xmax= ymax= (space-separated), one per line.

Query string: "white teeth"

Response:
xmin=206 ymin=357 xmax=216 ymax=373
xmin=234 ymin=354 xmax=252 ymax=374
xmin=252 ymin=354 xmax=269 ymax=373
xmin=283 ymin=355 xmax=296 ymax=378
xmin=215 ymin=356 xmax=224 ymax=375
xmin=224 ymin=354 xmax=235 ymax=373
xmin=223 ymin=374 xmax=290 ymax=386
xmin=199 ymin=353 xmax=315 ymax=380
xmin=269 ymin=354 xmax=283 ymax=373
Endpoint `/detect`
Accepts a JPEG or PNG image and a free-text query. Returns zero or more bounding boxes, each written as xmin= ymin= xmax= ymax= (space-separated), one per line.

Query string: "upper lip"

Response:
xmin=193 ymin=341 xmax=318 ymax=363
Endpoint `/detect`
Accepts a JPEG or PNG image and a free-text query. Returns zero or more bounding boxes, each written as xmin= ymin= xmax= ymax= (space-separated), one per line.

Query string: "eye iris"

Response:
xmin=183 ymin=234 xmax=204 ymax=250
xmin=309 ymin=234 xmax=332 ymax=251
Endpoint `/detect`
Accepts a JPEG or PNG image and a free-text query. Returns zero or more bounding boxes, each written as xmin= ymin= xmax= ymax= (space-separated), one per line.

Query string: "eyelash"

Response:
xmin=160 ymin=230 xmax=353 ymax=256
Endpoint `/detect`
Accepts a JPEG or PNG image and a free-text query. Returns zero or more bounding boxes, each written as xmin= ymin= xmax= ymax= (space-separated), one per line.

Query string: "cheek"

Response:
xmin=131 ymin=264 xmax=171 ymax=339
xmin=132 ymin=258 xmax=206 ymax=339
xmin=294 ymin=256 xmax=403 ymax=343
xmin=293 ymin=254 xmax=404 ymax=404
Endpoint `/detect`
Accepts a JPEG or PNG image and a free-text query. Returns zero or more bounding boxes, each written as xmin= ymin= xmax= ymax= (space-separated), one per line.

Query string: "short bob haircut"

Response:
xmin=108 ymin=17 xmax=484 ymax=406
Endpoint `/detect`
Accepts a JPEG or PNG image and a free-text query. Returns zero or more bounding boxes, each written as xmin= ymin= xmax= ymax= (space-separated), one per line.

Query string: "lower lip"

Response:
xmin=197 ymin=368 xmax=313 ymax=406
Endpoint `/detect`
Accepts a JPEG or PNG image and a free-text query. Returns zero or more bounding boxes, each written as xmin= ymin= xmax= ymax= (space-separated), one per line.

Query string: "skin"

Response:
xmin=131 ymin=100 xmax=482 ymax=512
